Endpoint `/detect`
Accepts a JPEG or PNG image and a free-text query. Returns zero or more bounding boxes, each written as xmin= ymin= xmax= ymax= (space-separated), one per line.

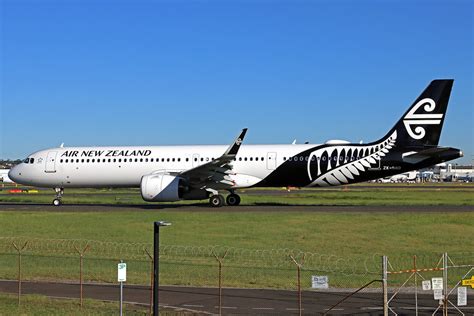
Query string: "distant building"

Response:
xmin=0 ymin=169 xmax=12 ymax=183
xmin=439 ymin=164 xmax=473 ymax=182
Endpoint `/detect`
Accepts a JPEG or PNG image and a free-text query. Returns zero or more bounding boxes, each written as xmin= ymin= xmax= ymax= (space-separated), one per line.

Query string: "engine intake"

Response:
xmin=140 ymin=173 xmax=185 ymax=202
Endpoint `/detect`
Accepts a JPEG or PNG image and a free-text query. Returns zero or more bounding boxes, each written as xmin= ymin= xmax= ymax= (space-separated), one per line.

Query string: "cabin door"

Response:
xmin=266 ymin=152 xmax=277 ymax=170
xmin=45 ymin=151 xmax=58 ymax=173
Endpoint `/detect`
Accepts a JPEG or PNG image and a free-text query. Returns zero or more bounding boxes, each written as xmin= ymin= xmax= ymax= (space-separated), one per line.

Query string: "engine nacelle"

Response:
xmin=140 ymin=173 xmax=185 ymax=202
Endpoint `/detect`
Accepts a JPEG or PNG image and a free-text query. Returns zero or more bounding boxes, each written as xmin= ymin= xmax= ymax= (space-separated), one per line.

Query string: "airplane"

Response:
xmin=8 ymin=79 xmax=463 ymax=207
xmin=389 ymin=171 xmax=418 ymax=183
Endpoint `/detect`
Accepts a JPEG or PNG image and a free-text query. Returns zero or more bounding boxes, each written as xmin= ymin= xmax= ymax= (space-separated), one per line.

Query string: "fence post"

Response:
xmin=289 ymin=254 xmax=305 ymax=316
xmin=74 ymin=244 xmax=90 ymax=308
xmin=382 ymin=255 xmax=388 ymax=316
xmin=12 ymin=241 xmax=28 ymax=306
xmin=443 ymin=252 xmax=448 ymax=316
xmin=213 ymin=249 xmax=228 ymax=316
xmin=413 ymin=255 xmax=418 ymax=316
xmin=145 ymin=248 xmax=153 ymax=316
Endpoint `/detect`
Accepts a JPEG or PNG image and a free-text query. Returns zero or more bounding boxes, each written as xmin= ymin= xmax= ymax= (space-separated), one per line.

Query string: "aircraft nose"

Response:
xmin=8 ymin=166 xmax=20 ymax=183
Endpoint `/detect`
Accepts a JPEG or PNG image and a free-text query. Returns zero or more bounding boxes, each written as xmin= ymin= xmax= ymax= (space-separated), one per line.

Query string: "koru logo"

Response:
xmin=403 ymin=98 xmax=443 ymax=140
xmin=236 ymin=138 xmax=242 ymax=146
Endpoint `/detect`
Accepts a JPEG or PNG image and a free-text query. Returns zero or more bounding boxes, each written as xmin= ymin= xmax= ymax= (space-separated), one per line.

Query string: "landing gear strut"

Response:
xmin=53 ymin=188 xmax=64 ymax=206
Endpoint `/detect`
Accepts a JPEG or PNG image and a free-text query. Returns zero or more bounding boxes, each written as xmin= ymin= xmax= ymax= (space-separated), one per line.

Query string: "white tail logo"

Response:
xmin=403 ymin=98 xmax=443 ymax=140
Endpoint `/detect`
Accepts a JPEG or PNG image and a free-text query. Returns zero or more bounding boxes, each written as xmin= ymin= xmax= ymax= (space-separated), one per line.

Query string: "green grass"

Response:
xmin=0 ymin=185 xmax=472 ymax=289
xmin=1 ymin=184 xmax=473 ymax=205
xmin=0 ymin=293 xmax=148 ymax=315
xmin=0 ymin=209 xmax=472 ymax=289
xmin=0 ymin=210 xmax=472 ymax=253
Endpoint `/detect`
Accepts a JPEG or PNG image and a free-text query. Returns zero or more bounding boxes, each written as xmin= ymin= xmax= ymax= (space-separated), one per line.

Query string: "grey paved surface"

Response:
xmin=0 ymin=203 xmax=472 ymax=213
xmin=2 ymin=280 xmax=472 ymax=315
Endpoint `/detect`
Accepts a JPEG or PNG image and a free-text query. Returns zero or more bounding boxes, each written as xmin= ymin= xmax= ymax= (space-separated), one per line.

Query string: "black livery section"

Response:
xmin=257 ymin=80 xmax=462 ymax=188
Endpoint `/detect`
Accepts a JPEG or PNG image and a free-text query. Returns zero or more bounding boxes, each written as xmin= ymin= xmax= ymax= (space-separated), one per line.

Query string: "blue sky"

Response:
xmin=1 ymin=0 xmax=473 ymax=164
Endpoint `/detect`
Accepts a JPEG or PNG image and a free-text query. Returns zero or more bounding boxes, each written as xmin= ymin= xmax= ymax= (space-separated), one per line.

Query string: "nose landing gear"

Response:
xmin=53 ymin=188 xmax=64 ymax=206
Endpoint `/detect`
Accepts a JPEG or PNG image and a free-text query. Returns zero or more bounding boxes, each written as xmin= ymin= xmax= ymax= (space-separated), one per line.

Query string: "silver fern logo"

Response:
xmin=307 ymin=131 xmax=397 ymax=187
xmin=403 ymin=98 xmax=443 ymax=140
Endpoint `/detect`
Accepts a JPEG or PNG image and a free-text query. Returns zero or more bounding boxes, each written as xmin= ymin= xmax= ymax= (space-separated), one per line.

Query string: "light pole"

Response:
xmin=153 ymin=221 xmax=171 ymax=316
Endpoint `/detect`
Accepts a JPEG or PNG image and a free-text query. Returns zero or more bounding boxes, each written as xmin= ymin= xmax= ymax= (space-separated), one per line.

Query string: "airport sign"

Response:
xmin=422 ymin=280 xmax=431 ymax=291
xmin=433 ymin=289 xmax=443 ymax=300
xmin=461 ymin=276 xmax=474 ymax=288
xmin=432 ymin=277 xmax=443 ymax=290
xmin=457 ymin=287 xmax=467 ymax=306
xmin=118 ymin=262 xmax=127 ymax=282
xmin=311 ymin=276 xmax=329 ymax=289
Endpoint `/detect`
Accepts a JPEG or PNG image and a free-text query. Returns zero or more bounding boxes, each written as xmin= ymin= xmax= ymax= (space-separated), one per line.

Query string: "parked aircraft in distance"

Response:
xmin=9 ymin=80 xmax=463 ymax=207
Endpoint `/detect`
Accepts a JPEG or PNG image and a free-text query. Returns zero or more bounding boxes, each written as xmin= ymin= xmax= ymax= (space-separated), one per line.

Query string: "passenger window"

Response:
xmin=244 ymin=157 xmax=247 ymax=161
xmin=92 ymin=159 xmax=95 ymax=163
xmin=238 ymin=157 xmax=242 ymax=161
xmin=250 ymin=157 xmax=253 ymax=161
xmin=145 ymin=158 xmax=148 ymax=162
xmin=60 ymin=159 xmax=63 ymax=163
xmin=172 ymin=158 xmax=175 ymax=162
xmin=140 ymin=158 xmax=143 ymax=162
xmin=200 ymin=158 xmax=203 ymax=162
xmin=186 ymin=158 xmax=189 ymax=162
xmin=113 ymin=159 xmax=116 ymax=163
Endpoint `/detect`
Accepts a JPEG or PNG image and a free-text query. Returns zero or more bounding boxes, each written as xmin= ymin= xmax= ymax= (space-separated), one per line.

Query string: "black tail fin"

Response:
xmin=382 ymin=79 xmax=454 ymax=149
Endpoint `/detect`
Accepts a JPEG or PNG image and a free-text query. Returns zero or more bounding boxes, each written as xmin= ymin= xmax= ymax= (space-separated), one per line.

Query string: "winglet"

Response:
xmin=224 ymin=128 xmax=248 ymax=156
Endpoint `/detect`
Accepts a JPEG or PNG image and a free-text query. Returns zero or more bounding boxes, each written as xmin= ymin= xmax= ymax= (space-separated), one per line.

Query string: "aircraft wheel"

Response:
xmin=226 ymin=194 xmax=241 ymax=206
xmin=209 ymin=194 xmax=225 ymax=207
xmin=52 ymin=199 xmax=62 ymax=206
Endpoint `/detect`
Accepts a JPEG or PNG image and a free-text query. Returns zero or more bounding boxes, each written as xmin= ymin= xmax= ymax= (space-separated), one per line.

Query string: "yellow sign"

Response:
xmin=462 ymin=276 xmax=474 ymax=288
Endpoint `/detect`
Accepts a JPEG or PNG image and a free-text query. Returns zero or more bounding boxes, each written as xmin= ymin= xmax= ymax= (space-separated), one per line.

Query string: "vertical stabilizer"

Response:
xmin=382 ymin=79 xmax=453 ymax=148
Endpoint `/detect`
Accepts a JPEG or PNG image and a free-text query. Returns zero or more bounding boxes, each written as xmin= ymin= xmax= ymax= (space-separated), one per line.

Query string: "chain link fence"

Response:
xmin=0 ymin=237 xmax=472 ymax=314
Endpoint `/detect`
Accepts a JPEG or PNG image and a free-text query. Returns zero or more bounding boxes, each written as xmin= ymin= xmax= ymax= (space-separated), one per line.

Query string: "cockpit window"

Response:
xmin=23 ymin=158 xmax=30 ymax=164
xmin=30 ymin=158 xmax=35 ymax=164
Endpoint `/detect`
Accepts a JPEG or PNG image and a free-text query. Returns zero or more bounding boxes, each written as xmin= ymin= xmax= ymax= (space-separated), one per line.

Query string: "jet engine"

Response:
xmin=140 ymin=173 xmax=186 ymax=202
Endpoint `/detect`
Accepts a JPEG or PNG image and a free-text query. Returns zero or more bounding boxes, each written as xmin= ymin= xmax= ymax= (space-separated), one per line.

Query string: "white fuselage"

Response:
xmin=9 ymin=144 xmax=316 ymax=188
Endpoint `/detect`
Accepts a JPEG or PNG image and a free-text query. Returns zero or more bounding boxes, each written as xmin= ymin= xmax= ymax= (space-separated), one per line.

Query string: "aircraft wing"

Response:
xmin=179 ymin=128 xmax=248 ymax=190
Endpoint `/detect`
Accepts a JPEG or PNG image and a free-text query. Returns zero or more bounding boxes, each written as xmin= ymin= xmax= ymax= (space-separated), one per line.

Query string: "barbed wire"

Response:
xmin=0 ymin=237 xmax=471 ymax=275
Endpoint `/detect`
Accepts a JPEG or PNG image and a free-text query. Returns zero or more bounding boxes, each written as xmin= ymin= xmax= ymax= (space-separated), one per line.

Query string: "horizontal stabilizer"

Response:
xmin=402 ymin=147 xmax=463 ymax=164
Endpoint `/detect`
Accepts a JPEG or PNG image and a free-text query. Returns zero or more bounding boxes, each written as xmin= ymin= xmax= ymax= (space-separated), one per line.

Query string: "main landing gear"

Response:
xmin=53 ymin=188 xmax=64 ymax=206
xmin=208 ymin=192 xmax=241 ymax=207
